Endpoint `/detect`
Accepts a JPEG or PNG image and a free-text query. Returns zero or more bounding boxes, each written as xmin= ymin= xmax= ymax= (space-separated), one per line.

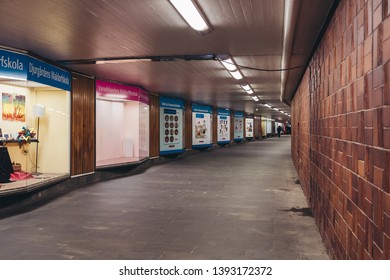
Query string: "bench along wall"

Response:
xmin=292 ymin=0 xmax=390 ymax=259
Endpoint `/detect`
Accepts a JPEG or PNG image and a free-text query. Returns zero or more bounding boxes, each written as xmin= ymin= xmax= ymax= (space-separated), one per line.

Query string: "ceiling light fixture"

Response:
xmin=229 ymin=70 xmax=243 ymax=80
xmin=240 ymin=83 xmax=254 ymax=94
xmin=169 ymin=0 xmax=211 ymax=34
xmin=220 ymin=57 xmax=237 ymax=71
xmin=95 ymin=58 xmax=152 ymax=64
xmin=251 ymin=96 xmax=259 ymax=102
xmin=241 ymin=84 xmax=251 ymax=91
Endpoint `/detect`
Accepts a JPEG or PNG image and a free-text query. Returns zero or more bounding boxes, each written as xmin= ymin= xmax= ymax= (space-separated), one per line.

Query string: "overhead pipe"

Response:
xmin=280 ymin=0 xmax=300 ymax=105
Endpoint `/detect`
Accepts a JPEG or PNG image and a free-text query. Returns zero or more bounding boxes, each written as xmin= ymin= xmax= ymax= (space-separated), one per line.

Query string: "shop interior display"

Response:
xmin=95 ymin=81 xmax=149 ymax=167
xmin=0 ymin=81 xmax=70 ymax=192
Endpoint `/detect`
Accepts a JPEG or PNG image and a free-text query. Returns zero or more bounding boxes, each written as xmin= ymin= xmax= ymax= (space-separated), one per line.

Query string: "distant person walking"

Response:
xmin=277 ymin=125 xmax=283 ymax=138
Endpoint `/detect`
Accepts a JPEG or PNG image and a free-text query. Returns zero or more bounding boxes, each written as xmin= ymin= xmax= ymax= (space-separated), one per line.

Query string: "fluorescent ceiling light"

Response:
xmin=240 ymin=84 xmax=253 ymax=94
xmin=169 ymin=0 xmax=211 ymax=34
xmin=241 ymin=84 xmax=251 ymax=91
xmin=96 ymin=58 xmax=152 ymax=64
xmin=264 ymin=104 xmax=272 ymax=108
xmin=220 ymin=57 xmax=237 ymax=71
xmin=229 ymin=70 xmax=243 ymax=80
xmin=251 ymin=96 xmax=259 ymax=101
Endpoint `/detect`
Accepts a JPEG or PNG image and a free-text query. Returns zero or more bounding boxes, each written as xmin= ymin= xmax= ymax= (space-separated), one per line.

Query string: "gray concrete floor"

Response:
xmin=0 ymin=136 xmax=329 ymax=260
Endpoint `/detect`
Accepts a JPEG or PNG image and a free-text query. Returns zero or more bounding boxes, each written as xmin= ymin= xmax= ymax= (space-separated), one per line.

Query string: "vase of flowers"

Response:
xmin=17 ymin=126 xmax=36 ymax=148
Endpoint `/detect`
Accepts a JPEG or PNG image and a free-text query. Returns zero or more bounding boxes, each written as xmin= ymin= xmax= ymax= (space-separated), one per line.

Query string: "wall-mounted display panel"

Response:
xmin=245 ymin=117 xmax=254 ymax=138
xmin=160 ymin=96 xmax=184 ymax=155
xmin=267 ymin=119 xmax=272 ymax=134
xmin=233 ymin=111 xmax=244 ymax=141
xmin=192 ymin=104 xmax=212 ymax=148
xmin=217 ymin=108 xmax=230 ymax=144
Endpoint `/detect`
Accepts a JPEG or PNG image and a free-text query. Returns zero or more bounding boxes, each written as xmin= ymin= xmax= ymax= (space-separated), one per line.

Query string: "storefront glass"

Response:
xmin=0 ymin=49 xmax=71 ymax=194
xmin=95 ymin=80 xmax=149 ymax=167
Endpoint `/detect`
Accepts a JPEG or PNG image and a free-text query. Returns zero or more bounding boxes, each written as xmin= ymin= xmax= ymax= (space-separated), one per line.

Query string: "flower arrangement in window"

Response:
xmin=17 ymin=126 xmax=36 ymax=148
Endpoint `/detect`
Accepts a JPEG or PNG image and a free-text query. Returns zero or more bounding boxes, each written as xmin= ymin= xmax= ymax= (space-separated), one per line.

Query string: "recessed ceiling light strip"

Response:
xmin=169 ymin=0 xmax=211 ymax=34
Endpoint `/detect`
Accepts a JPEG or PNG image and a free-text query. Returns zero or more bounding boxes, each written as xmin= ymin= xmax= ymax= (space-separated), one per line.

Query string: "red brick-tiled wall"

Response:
xmin=292 ymin=0 xmax=390 ymax=259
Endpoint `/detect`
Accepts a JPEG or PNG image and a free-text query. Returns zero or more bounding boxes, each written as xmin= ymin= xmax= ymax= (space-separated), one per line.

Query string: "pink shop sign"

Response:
xmin=96 ymin=80 xmax=149 ymax=104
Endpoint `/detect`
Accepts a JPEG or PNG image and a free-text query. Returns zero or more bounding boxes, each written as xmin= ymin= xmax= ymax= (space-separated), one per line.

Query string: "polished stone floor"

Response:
xmin=0 ymin=136 xmax=328 ymax=260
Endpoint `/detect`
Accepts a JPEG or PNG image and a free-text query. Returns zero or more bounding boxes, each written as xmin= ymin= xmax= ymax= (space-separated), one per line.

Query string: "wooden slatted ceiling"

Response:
xmin=0 ymin=0 xmax=335 ymax=119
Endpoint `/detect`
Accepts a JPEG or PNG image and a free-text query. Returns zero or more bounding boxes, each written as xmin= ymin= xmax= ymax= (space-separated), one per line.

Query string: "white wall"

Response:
xmin=96 ymin=100 xmax=125 ymax=161
xmin=139 ymin=103 xmax=149 ymax=159
xmin=96 ymin=99 xmax=150 ymax=164
xmin=34 ymin=88 xmax=70 ymax=173
xmin=124 ymin=101 xmax=139 ymax=158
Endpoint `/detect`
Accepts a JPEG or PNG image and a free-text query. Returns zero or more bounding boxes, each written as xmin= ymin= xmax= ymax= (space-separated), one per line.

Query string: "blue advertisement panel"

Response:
xmin=192 ymin=104 xmax=212 ymax=114
xmin=27 ymin=57 xmax=71 ymax=91
xmin=192 ymin=104 xmax=212 ymax=148
xmin=0 ymin=49 xmax=71 ymax=91
xmin=0 ymin=49 xmax=28 ymax=80
xmin=234 ymin=111 xmax=244 ymax=141
xmin=160 ymin=96 xmax=185 ymax=155
xmin=217 ymin=108 xmax=230 ymax=144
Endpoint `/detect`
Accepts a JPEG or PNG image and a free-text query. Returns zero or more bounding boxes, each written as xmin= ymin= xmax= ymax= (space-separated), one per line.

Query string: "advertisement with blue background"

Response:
xmin=192 ymin=104 xmax=212 ymax=148
xmin=160 ymin=96 xmax=185 ymax=155
xmin=217 ymin=108 xmax=230 ymax=144
xmin=234 ymin=111 xmax=244 ymax=141
xmin=0 ymin=49 xmax=71 ymax=91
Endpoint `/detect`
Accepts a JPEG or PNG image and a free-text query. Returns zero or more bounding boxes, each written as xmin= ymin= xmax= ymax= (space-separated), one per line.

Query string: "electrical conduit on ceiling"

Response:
xmin=280 ymin=0 xmax=299 ymax=104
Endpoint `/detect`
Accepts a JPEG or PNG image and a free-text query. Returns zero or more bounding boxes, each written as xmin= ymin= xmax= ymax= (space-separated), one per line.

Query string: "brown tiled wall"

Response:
xmin=292 ymin=0 xmax=390 ymax=259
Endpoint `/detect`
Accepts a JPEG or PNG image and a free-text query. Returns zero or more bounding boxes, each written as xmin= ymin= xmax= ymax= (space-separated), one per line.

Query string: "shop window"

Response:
xmin=95 ymin=80 xmax=149 ymax=167
xmin=0 ymin=81 xmax=70 ymax=193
